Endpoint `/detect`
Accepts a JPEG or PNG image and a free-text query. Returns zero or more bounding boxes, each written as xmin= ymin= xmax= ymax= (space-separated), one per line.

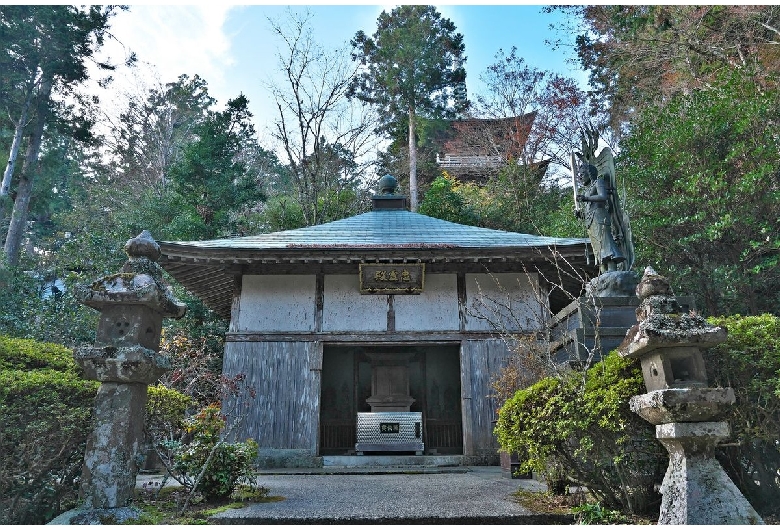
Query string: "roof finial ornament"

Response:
xmin=372 ymin=175 xmax=406 ymax=210
xmin=378 ymin=174 xmax=398 ymax=195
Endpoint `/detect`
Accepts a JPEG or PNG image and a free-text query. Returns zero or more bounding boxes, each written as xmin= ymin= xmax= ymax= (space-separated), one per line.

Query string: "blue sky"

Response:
xmin=97 ymin=5 xmax=585 ymax=141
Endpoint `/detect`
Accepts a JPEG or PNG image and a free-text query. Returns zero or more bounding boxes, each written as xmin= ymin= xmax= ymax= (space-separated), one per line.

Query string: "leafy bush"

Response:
xmin=146 ymin=384 xmax=195 ymax=435
xmin=157 ymin=290 xmax=228 ymax=407
xmin=495 ymin=351 xmax=664 ymax=515
xmin=157 ymin=403 xmax=258 ymax=503
xmin=146 ymin=372 xmax=258 ymax=511
xmin=572 ymin=502 xmax=631 ymax=524
xmin=419 ymin=170 xmax=581 ymax=237
xmin=0 ymin=266 xmax=98 ymax=347
xmin=706 ymin=314 xmax=780 ymax=514
xmin=0 ymin=337 xmax=98 ymax=525
xmin=496 ymin=314 xmax=780 ymax=519
xmin=0 ymin=335 xmax=76 ymax=371
xmin=418 ymin=174 xmax=481 ymax=226
xmin=145 ymin=384 xmax=195 ymax=472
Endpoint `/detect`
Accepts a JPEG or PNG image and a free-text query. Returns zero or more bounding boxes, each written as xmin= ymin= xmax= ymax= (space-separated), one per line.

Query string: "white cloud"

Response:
xmin=81 ymin=6 xmax=236 ymax=150
xmin=109 ymin=5 xmax=233 ymax=89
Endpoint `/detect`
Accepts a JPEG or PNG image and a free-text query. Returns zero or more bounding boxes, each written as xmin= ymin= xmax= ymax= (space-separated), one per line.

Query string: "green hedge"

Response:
xmin=0 ymin=335 xmax=76 ymax=371
xmin=706 ymin=314 xmax=780 ymax=514
xmin=495 ymin=314 xmax=780 ymax=518
xmin=495 ymin=352 xmax=663 ymax=515
xmin=0 ymin=337 xmax=98 ymax=525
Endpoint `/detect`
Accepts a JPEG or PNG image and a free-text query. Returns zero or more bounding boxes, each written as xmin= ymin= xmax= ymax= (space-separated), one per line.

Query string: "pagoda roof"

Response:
xmin=158 ymin=209 xmax=591 ymax=319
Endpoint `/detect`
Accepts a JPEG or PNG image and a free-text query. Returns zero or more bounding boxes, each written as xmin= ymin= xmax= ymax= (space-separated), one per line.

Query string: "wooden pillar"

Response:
xmin=459 ymin=340 xmax=474 ymax=456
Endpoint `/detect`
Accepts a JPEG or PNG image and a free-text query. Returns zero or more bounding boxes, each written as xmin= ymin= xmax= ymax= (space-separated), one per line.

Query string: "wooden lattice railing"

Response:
xmin=436 ymin=154 xmax=504 ymax=168
xmin=320 ymin=420 xmax=355 ymax=452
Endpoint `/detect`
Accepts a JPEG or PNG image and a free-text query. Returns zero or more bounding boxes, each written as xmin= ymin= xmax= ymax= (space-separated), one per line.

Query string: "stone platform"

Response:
xmin=322 ymin=454 xmax=467 ymax=469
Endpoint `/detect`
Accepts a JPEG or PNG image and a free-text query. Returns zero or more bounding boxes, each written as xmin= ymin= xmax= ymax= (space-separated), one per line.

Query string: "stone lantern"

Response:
xmin=74 ymin=231 xmax=186 ymax=509
xmin=617 ymin=267 xmax=762 ymax=525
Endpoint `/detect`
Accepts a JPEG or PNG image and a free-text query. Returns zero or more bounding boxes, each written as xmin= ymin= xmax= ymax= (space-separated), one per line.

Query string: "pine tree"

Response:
xmin=349 ymin=6 xmax=466 ymax=211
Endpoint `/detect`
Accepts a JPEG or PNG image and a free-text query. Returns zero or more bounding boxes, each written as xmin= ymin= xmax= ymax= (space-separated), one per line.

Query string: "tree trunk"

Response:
xmin=408 ymin=107 xmax=418 ymax=212
xmin=4 ymin=76 xmax=51 ymax=266
xmin=0 ymin=74 xmax=37 ymax=223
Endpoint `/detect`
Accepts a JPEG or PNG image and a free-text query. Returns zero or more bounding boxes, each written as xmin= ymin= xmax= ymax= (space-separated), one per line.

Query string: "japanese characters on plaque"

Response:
xmin=359 ymin=263 xmax=425 ymax=294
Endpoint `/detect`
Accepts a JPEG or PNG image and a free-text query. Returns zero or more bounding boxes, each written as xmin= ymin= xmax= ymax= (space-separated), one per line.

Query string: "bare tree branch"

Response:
xmin=267 ymin=9 xmax=379 ymax=226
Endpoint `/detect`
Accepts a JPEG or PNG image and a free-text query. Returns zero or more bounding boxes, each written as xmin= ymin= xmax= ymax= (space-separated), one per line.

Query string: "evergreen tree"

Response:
xmin=349 ymin=5 xmax=466 ymax=211
xmin=0 ymin=5 xmax=121 ymax=265
xmin=619 ymin=70 xmax=780 ymax=315
xmin=121 ymin=95 xmax=271 ymax=241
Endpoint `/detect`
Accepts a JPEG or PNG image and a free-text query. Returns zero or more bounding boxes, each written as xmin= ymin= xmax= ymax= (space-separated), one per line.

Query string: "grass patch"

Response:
xmin=123 ymin=483 xmax=281 ymax=524
xmin=199 ymin=503 xmax=245 ymax=517
xmin=251 ymin=495 xmax=286 ymax=503
xmin=511 ymin=489 xmax=655 ymax=525
xmin=511 ymin=490 xmax=573 ymax=515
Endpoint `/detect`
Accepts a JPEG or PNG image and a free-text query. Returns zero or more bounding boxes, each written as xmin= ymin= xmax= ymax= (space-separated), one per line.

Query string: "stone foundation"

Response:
xmin=618 ymin=267 xmax=763 ymax=524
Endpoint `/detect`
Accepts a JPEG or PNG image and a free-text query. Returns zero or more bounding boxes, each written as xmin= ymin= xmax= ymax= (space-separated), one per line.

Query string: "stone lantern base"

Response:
xmin=79 ymin=383 xmax=149 ymax=509
xmin=73 ymin=231 xmax=186 ymax=511
xmin=618 ymin=267 xmax=764 ymax=525
xmin=656 ymin=422 xmax=764 ymax=525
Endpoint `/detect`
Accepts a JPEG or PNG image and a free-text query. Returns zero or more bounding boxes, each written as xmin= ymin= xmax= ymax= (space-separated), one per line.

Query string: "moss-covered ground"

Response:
xmin=122 ymin=485 xmax=283 ymax=525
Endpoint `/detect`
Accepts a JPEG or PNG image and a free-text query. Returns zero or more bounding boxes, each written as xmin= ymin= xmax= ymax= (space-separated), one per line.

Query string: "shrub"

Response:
xmin=418 ymin=174 xmax=480 ymax=227
xmin=572 ymin=502 xmax=632 ymax=524
xmin=146 ymin=384 xmax=195 ymax=438
xmin=0 ymin=337 xmax=98 ymax=525
xmin=496 ymin=314 xmax=780 ymax=518
xmin=706 ymin=314 xmax=780 ymax=514
xmin=158 ymin=403 xmax=258 ymax=503
xmin=157 ymin=293 xmax=227 ymax=407
xmin=0 ymin=267 xmax=98 ymax=347
xmin=0 ymin=335 xmax=76 ymax=371
xmin=495 ymin=351 xmax=664 ymax=515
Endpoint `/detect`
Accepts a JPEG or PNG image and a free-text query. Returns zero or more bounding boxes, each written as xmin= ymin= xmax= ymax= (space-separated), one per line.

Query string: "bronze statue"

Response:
xmin=573 ymin=128 xmax=634 ymax=274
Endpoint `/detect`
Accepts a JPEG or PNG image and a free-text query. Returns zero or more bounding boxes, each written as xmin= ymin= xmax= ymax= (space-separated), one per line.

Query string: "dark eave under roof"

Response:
xmin=158 ymin=209 xmax=594 ymax=319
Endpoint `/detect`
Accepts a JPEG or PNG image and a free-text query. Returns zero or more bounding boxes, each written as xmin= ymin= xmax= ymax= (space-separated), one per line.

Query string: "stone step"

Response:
xmin=322 ymin=454 xmax=468 ymax=468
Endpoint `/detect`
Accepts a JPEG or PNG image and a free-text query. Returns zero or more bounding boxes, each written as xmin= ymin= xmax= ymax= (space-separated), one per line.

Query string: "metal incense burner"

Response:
xmin=355 ymin=412 xmax=424 ymax=455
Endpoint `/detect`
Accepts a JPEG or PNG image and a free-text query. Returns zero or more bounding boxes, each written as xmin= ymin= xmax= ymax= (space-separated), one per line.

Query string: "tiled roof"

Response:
xmin=162 ymin=210 xmax=587 ymax=251
xmin=157 ymin=209 xmax=591 ymax=319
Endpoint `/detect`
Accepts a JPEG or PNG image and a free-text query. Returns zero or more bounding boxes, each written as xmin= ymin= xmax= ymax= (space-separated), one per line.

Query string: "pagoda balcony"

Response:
xmin=436 ymin=154 xmax=505 ymax=168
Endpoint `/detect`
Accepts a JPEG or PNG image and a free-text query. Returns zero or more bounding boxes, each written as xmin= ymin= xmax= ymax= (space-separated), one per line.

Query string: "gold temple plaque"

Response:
xmin=359 ymin=263 xmax=424 ymax=294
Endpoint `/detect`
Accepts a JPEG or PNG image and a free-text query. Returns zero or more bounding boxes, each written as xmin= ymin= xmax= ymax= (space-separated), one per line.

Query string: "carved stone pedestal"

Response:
xmin=365 ymin=352 xmax=415 ymax=412
xmin=655 ymin=422 xmax=763 ymax=525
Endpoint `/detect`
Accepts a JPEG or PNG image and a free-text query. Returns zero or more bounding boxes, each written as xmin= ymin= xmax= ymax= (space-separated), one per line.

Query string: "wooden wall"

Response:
xmin=460 ymin=339 xmax=513 ymax=458
xmin=223 ymin=338 xmax=512 ymax=462
xmin=222 ymin=341 xmax=321 ymax=454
